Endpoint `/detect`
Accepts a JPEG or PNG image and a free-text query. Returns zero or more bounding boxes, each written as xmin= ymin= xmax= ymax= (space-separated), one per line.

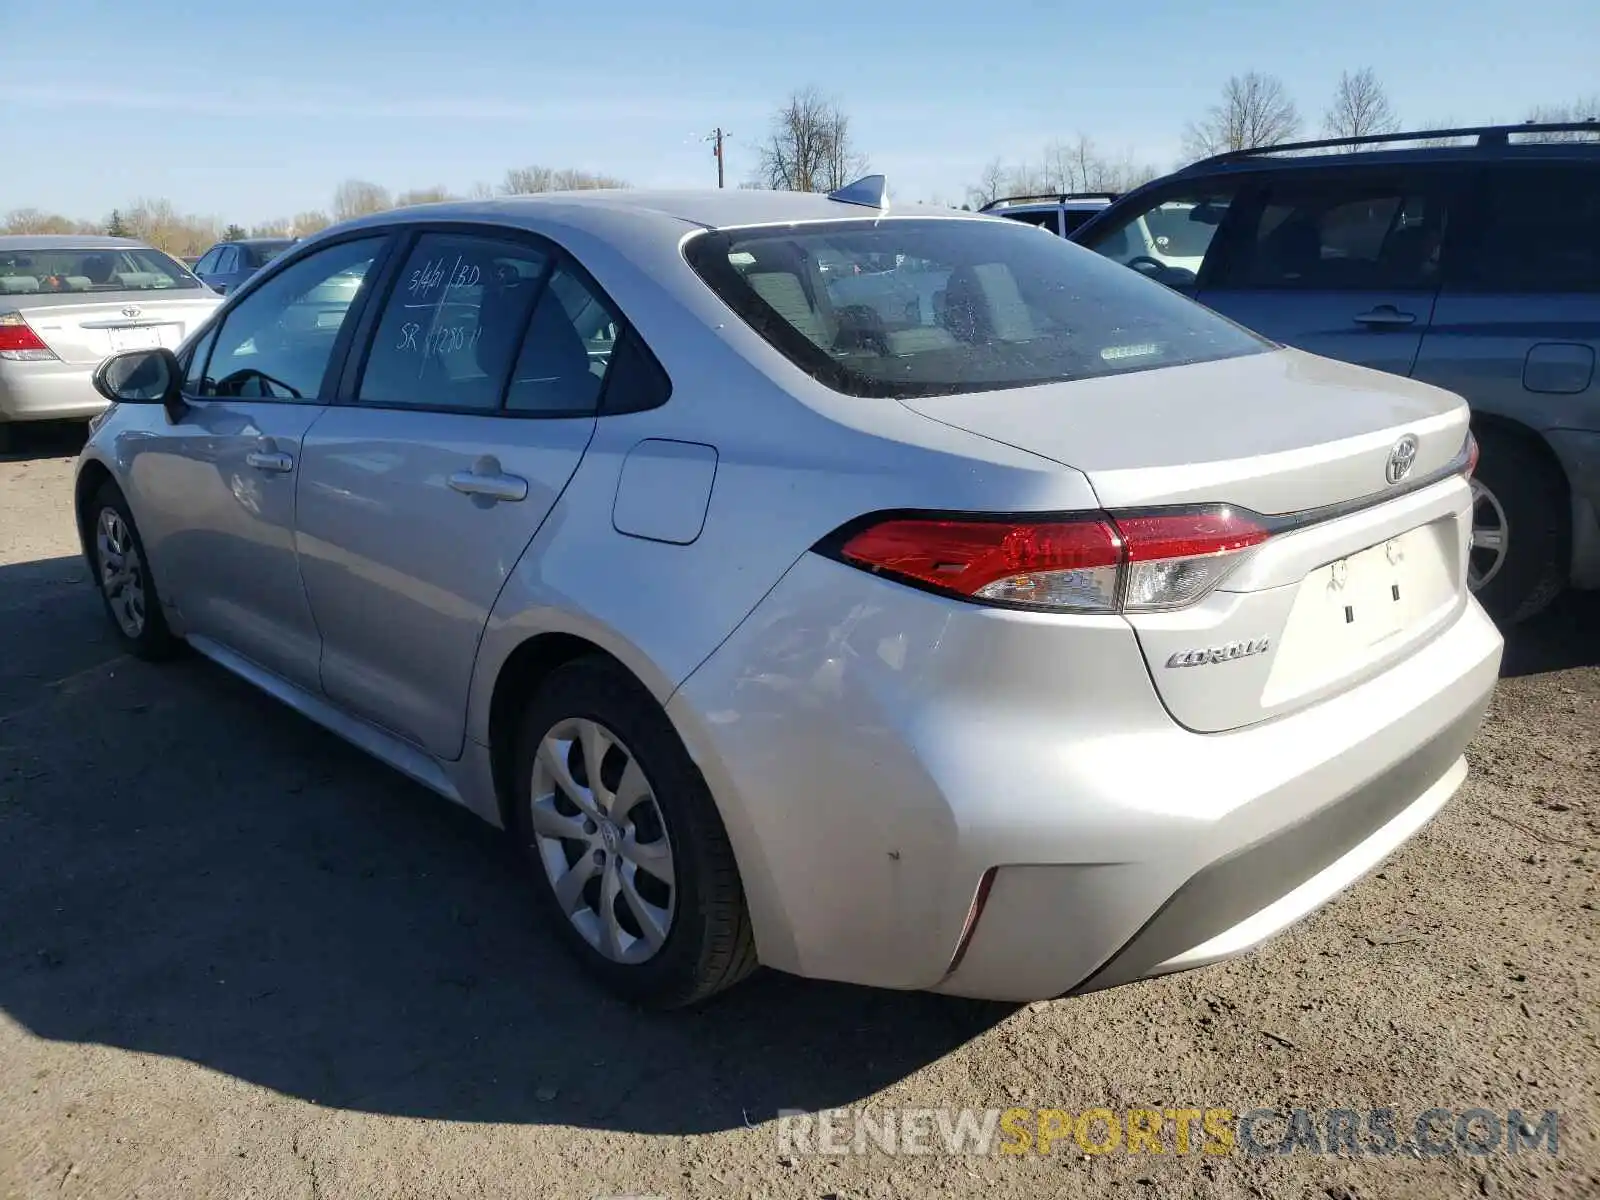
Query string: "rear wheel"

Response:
xmin=1468 ymin=432 xmax=1568 ymax=624
xmin=511 ymin=658 xmax=756 ymax=1007
xmin=88 ymin=480 xmax=179 ymax=660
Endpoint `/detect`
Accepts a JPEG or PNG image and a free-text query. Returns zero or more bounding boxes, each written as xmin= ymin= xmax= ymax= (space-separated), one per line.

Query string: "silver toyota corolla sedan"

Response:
xmin=73 ymin=181 xmax=1503 ymax=1007
xmin=0 ymin=236 xmax=220 ymax=451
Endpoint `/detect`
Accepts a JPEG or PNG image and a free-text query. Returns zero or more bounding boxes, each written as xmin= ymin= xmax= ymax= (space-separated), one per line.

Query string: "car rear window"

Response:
xmin=250 ymin=241 xmax=295 ymax=266
xmin=0 ymin=245 xmax=200 ymax=294
xmin=683 ymin=217 xmax=1268 ymax=398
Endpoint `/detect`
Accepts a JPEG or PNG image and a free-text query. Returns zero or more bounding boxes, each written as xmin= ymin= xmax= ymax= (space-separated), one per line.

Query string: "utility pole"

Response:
xmin=707 ymin=127 xmax=727 ymax=188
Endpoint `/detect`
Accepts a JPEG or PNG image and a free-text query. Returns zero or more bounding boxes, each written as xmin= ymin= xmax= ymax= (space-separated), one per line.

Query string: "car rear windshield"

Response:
xmin=683 ymin=217 xmax=1267 ymax=398
xmin=0 ymin=245 xmax=200 ymax=294
xmin=250 ymin=241 xmax=294 ymax=266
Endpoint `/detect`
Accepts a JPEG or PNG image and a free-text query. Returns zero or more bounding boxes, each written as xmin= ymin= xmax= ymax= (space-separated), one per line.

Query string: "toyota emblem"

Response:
xmin=121 ymin=305 xmax=142 ymax=319
xmin=1386 ymin=435 xmax=1419 ymax=485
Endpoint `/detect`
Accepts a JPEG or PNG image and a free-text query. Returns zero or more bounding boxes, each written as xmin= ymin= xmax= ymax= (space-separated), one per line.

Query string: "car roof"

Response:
xmin=0 ymin=235 xmax=152 ymax=251
xmin=1174 ymin=123 xmax=1599 ymax=180
xmin=333 ymin=188 xmax=983 ymax=241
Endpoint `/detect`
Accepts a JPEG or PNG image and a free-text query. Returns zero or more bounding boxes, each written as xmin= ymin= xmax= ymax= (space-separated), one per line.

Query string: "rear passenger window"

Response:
xmin=357 ymin=233 xmax=548 ymax=411
xmin=1456 ymin=166 xmax=1600 ymax=293
xmin=504 ymin=266 xmax=618 ymax=415
xmin=599 ymin=326 xmax=672 ymax=414
xmin=1219 ymin=177 xmax=1448 ymax=290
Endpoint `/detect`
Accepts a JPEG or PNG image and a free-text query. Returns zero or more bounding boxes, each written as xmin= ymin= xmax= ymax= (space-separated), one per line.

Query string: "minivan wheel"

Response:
xmin=88 ymin=480 xmax=179 ymax=660
xmin=511 ymin=658 xmax=757 ymax=1008
xmin=1468 ymin=433 xmax=1568 ymax=624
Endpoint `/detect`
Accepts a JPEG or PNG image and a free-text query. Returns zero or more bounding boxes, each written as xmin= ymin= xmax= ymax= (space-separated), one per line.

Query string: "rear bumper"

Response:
xmin=0 ymin=361 xmax=107 ymax=422
xmin=670 ymin=554 xmax=1503 ymax=1001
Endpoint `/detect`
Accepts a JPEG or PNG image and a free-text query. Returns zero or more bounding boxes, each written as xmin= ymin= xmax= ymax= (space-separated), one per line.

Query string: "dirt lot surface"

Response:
xmin=2 ymin=423 xmax=1596 ymax=1200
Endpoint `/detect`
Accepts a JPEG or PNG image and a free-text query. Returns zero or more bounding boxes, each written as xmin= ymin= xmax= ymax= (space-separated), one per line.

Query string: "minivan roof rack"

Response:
xmin=979 ymin=191 xmax=1120 ymax=212
xmin=1188 ymin=120 xmax=1599 ymax=168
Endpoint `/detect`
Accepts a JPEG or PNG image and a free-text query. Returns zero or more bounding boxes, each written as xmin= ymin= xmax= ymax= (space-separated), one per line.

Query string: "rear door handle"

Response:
xmin=245 ymin=450 xmax=294 ymax=473
xmin=449 ymin=455 xmax=528 ymax=503
xmin=1353 ymin=305 xmax=1417 ymax=329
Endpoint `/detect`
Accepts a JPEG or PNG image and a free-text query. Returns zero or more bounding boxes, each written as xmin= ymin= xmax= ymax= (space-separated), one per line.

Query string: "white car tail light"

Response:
xmin=824 ymin=507 xmax=1270 ymax=614
xmin=0 ymin=312 xmax=57 ymax=361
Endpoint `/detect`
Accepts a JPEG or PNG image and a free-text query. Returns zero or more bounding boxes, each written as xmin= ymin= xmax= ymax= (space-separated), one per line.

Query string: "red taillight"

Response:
xmin=0 ymin=312 xmax=55 ymax=360
xmin=1465 ymin=432 xmax=1480 ymax=479
xmin=831 ymin=507 xmax=1269 ymax=613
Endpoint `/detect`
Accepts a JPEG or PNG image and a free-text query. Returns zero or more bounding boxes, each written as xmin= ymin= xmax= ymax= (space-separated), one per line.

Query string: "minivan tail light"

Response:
xmin=829 ymin=507 xmax=1269 ymax=614
xmin=0 ymin=312 xmax=56 ymax=361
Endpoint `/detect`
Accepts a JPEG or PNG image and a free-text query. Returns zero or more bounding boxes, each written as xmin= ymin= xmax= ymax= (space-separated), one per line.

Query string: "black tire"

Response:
xmin=0 ymin=422 xmax=13 ymax=455
xmin=511 ymin=657 xmax=757 ymax=1008
xmin=86 ymin=479 xmax=180 ymax=660
xmin=1469 ymin=432 xmax=1569 ymax=625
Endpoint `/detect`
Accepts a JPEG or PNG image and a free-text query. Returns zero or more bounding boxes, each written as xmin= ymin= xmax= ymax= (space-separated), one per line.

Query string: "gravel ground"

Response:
xmin=2 ymin=422 xmax=1596 ymax=1200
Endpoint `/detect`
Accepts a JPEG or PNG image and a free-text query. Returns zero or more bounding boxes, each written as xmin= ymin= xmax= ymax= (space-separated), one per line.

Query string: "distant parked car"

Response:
xmin=979 ymin=192 xmax=1118 ymax=237
xmin=1071 ymin=121 xmax=1600 ymax=624
xmin=192 ymin=237 xmax=296 ymax=295
xmin=0 ymin=236 xmax=220 ymax=451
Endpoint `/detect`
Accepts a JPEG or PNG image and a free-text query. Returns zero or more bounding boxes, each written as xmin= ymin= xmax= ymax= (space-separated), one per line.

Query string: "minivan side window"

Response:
xmin=1079 ymin=189 xmax=1237 ymax=287
xmin=1213 ymin=176 xmax=1448 ymax=291
xmin=356 ymin=232 xmax=549 ymax=412
xmin=1455 ymin=165 xmax=1600 ymax=293
xmin=200 ymin=237 xmax=382 ymax=401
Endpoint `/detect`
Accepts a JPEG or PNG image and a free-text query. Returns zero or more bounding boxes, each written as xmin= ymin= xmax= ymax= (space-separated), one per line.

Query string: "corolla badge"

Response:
xmin=1386 ymin=435 xmax=1419 ymax=485
xmin=1166 ymin=638 xmax=1271 ymax=668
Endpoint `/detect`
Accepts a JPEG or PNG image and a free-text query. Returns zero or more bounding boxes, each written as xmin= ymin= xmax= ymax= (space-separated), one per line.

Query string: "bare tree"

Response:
xmin=467 ymin=181 xmax=497 ymax=200
xmin=1183 ymin=72 xmax=1302 ymax=160
xmin=966 ymin=158 xmax=1008 ymax=207
xmin=757 ymin=87 xmax=867 ymax=193
xmin=394 ymin=185 xmax=453 ymax=207
xmin=966 ymin=138 xmax=1160 ymax=209
xmin=550 ymin=168 xmax=627 ymax=191
xmin=291 ymin=210 xmax=331 ymax=236
xmin=2 ymin=208 xmax=77 ymax=235
xmin=501 ymin=166 xmax=624 ymax=195
xmin=121 ymin=198 xmax=219 ymax=257
xmin=1324 ymin=68 xmax=1400 ymax=145
xmin=332 ymin=180 xmax=392 ymax=222
xmin=1522 ymin=96 xmax=1600 ymax=141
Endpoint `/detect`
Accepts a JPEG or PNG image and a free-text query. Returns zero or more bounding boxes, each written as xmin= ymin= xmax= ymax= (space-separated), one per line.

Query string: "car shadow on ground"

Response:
xmin=0 ymin=420 xmax=89 ymax=464
xmin=0 ymin=555 xmax=1009 ymax=1135
xmin=1498 ymin=589 xmax=1600 ymax=677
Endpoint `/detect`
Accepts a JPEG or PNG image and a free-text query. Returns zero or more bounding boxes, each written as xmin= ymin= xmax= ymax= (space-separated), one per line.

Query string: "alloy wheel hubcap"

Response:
xmin=1467 ymin=479 xmax=1509 ymax=591
xmin=96 ymin=508 xmax=146 ymax=638
xmin=528 ymin=717 xmax=676 ymax=964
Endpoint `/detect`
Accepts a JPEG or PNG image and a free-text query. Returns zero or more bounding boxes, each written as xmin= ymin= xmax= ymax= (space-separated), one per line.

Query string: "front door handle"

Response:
xmin=448 ymin=455 xmax=528 ymax=503
xmin=245 ymin=449 xmax=294 ymax=472
xmin=1353 ymin=305 xmax=1417 ymax=329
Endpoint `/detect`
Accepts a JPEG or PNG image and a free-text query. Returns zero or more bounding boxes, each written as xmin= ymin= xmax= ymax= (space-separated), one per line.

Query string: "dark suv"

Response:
xmin=1072 ymin=122 xmax=1600 ymax=623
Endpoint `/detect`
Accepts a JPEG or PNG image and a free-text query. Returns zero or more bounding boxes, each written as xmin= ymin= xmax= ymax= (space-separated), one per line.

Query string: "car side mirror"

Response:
xmin=92 ymin=348 xmax=188 ymax=423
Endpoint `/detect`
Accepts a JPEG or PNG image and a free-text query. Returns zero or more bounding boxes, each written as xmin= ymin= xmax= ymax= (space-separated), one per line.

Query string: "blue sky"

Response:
xmin=3 ymin=0 xmax=1596 ymax=224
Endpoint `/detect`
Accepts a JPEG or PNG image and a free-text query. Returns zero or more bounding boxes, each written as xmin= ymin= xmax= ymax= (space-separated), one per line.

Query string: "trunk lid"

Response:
xmin=9 ymin=291 xmax=221 ymax=365
xmin=899 ymin=348 xmax=1469 ymax=516
xmin=901 ymin=347 xmax=1475 ymax=732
